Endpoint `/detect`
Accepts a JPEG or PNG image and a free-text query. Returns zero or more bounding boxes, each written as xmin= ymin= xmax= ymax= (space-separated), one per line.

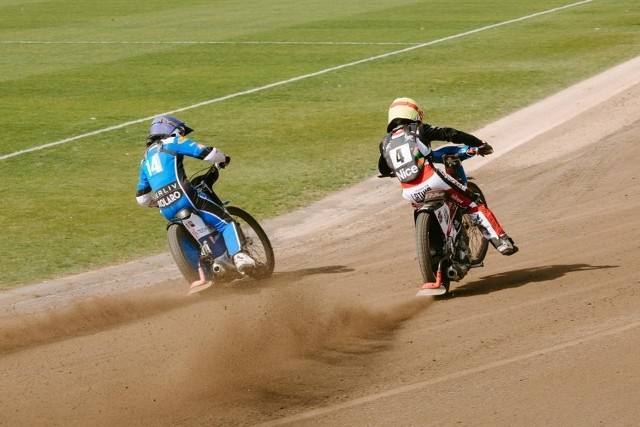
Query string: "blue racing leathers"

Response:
xmin=136 ymin=135 xmax=243 ymax=257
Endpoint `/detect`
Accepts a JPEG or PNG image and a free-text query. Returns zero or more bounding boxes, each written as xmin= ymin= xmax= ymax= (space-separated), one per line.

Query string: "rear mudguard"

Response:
xmin=166 ymin=208 xmax=194 ymax=229
xmin=413 ymin=191 xmax=446 ymax=222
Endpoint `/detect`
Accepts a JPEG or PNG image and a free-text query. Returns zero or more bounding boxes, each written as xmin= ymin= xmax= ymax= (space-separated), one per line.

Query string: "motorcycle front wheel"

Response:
xmin=464 ymin=181 xmax=490 ymax=264
xmin=227 ymin=206 xmax=275 ymax=280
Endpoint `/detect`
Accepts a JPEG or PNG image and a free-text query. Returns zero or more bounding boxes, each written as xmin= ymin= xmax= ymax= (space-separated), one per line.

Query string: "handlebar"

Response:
xmin=432 ymin=145 xmax=478 ymax=164
xmin=431 ymin=145 xmax=478 ymax=184
xmin=190 ymin=162 xmax=226 ymax=191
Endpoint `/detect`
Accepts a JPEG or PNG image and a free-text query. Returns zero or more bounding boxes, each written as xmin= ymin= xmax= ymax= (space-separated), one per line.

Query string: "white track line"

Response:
xmin=0 ymin=0 xmax=592 ymax=162
xmin=3 ymin=41 xmax=417 ymax=45
xmin=255 ymin=319 xmax=640 ymax=427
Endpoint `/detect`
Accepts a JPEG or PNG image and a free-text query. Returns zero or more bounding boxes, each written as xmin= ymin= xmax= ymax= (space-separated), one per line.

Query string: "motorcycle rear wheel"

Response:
xmin=415 ymin=210 xmax=448 ymax=291
xmin=464 ymin=181 xmax=490 ymax=264
xmin=167 ymin=223 xmax=201 ymax=284
xmin=227 ymin=206 xmax=275 ymax=280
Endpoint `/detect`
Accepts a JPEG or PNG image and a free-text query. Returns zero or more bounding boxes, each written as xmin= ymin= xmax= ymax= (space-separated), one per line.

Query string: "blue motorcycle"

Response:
xmin=166 ymin=164 xmax=275 ymax=288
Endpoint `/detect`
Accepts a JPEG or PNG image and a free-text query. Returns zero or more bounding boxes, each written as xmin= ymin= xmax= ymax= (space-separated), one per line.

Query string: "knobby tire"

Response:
xmin=167 ymin=223 xmax=200 ymax=284
xmin=415 ymin=211 xmax=442 ymax=286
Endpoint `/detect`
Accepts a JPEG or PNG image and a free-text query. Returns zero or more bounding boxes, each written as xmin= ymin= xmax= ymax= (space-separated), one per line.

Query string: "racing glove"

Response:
xmin=219 ymin=155 xmax=231 ymax=168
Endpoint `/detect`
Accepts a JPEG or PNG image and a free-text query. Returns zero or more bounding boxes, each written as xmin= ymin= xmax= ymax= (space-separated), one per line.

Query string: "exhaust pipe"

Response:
xmin=446 ymin=264 xmax=468 ymax=281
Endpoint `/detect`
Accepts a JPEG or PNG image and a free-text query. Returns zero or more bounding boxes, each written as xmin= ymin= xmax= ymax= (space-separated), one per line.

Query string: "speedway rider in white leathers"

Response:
xmin=378 ymin=97 xmax=518 ymax=256
xmin=136 ymin=115 xmax=255 ymax=291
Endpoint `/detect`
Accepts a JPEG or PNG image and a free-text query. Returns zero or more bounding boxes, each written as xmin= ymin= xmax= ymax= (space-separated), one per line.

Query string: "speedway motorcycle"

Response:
xmin=414 ymin=146 xmax=489 ymax=296
xmin=166 ymin=163 xmax=275 ymax=291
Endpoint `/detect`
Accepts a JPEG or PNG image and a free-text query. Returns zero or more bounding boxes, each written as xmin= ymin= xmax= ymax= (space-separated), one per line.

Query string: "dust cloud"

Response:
xmin=1 ymin=283 xmax=433 ymax=425
xmin=176 ymin=288 xmax=432 ymax=409
xmin=0 ymin=294 xmax=186 ymax=354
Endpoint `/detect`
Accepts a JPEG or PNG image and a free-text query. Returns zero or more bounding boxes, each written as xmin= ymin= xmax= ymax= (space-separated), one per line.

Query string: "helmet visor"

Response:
xmin=149 ymin=115 xmax=194 ymax=136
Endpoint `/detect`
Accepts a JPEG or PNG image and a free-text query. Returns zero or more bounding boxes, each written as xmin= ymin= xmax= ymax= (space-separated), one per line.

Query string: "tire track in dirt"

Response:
xmin=255 ymin=318 xmax=640 ymax=427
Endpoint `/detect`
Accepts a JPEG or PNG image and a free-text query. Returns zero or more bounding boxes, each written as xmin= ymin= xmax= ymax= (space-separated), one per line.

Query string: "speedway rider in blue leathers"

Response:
xmin=136 ymin=115 xmax=255 ymax=290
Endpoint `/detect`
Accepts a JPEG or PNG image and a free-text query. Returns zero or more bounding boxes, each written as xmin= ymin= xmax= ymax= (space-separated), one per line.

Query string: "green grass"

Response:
xmin=0 ymin=0 xmax=638 ymax=288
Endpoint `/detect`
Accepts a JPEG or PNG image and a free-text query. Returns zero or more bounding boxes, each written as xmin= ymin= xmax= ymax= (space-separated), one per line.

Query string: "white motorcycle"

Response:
xmin=414 ymin=146 xmax=489 ymax=296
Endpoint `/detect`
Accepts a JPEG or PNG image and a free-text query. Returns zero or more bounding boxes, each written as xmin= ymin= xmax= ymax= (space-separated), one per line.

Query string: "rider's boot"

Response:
xmin=491 ymin=234 xmax=519 ymax=256
xmin=233 ymin=251 xmax=256 ymax=273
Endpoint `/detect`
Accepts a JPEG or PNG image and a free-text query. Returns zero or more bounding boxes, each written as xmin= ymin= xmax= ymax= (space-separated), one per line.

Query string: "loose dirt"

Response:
xmin=1 ymin=57 xmax=639 ymax=427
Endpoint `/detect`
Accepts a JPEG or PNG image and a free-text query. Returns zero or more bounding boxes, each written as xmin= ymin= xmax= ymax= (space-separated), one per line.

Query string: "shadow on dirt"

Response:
xmin=218 ymin=265 xmax=354 ymax=294
xmin=271 ymin=265 xmax=355 ymax=281
xmin=446 ymin=263 xmax=618 ymax=298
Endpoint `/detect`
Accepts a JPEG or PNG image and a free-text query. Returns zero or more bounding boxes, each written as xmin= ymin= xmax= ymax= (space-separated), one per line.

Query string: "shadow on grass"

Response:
xmin=444 ymin=263 xmax=618 ymax=299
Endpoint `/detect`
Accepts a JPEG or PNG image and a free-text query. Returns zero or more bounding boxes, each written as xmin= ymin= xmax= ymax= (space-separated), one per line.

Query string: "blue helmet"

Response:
xmin=149 ymin=115 xmax=194 ymax=137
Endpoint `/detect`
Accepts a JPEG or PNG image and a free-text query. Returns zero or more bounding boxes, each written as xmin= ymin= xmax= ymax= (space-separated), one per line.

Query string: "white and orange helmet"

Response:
xmin=388 ymin=97 xmax=424 ymax=125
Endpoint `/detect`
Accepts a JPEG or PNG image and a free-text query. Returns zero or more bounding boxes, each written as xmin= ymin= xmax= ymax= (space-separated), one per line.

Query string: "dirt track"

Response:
xmin=1 ymin=57 xmax=640 ymax=426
